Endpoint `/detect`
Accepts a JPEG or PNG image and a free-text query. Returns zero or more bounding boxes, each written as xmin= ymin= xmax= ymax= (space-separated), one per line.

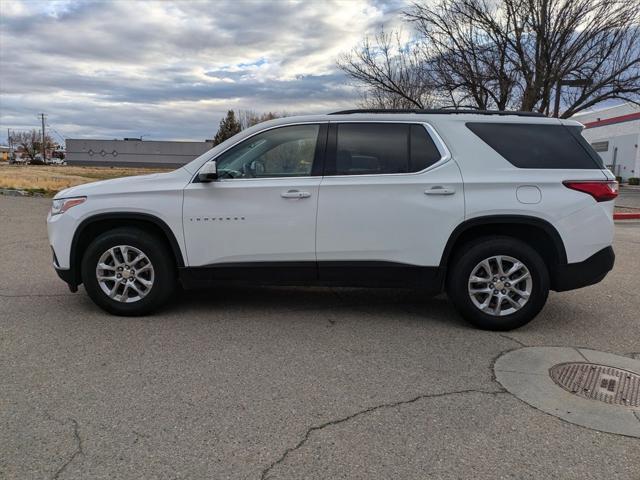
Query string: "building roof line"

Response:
xmin=572 ymin=101 xmax=639 ymax=117
xmin=583 ymin=112 xmax=640 ymax=129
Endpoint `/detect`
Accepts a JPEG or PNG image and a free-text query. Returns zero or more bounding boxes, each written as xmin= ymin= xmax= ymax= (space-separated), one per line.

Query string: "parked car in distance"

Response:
xmin=47 ymin=110 xmax=617 ymax=330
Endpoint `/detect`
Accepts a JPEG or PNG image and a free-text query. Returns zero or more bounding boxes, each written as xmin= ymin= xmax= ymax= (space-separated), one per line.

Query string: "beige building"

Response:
xmin=0 ymin=145 xmax=10 ymax=161
xmin=66 ymin=138 xmax=214 ymax=168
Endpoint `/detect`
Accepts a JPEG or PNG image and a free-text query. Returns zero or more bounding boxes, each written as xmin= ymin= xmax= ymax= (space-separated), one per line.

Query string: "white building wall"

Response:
xmin=572 ymin=103 xmax=640 ymax=181
xmin=582 ymin=128 xmax=639 ymax=179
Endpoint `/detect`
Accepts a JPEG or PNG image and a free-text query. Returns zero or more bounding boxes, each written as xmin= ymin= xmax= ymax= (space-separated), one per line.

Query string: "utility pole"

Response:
xmin=39 ymin=113 xmax=47 ymax=162
xmin=7 ymin=129 xmax=11 ymax=162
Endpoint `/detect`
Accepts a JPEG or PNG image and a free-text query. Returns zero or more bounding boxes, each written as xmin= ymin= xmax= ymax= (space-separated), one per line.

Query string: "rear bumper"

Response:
xmin=552 ymin=246 xmax=615 ymax=292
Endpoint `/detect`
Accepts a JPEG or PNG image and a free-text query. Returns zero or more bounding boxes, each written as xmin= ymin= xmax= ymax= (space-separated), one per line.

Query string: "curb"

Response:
xmin=0 ymin=188 xmax=30 ymax=197
xmin=0 ymin=188 xmax=45 ymax=197
xmin=613 ymin=212 xmax=640 ymax=220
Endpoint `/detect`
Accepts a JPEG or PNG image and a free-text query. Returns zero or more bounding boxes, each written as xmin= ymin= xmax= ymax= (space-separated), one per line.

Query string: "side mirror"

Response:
xmin=198 ymin=160 xmax=218 ymax=182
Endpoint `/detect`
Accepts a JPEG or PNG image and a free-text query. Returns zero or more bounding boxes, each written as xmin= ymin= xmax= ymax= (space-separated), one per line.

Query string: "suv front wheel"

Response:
xmin=447 ymin=237 xmax=549 ymax=330
xmin=81 ymin=228 xmax=176 ymax=316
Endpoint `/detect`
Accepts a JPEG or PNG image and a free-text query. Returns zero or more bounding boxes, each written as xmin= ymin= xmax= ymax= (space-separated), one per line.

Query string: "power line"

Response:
xmin=46 ymin=123 xmax=67 ymax=144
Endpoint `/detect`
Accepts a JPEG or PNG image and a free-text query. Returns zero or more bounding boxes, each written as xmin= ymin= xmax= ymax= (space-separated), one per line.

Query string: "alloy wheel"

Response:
xmin=467 ymin=255 xmax=532 ymax=316
xmin=95 ymin=245 xmax=155 ymax=303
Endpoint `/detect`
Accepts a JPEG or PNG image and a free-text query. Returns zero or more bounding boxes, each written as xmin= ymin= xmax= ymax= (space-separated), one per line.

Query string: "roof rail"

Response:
xmin=329 ymin=109 xmax=546 ymax=118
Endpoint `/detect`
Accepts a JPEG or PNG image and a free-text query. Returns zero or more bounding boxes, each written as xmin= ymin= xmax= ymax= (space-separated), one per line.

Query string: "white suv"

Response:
xmin=47 ymin=110 xmax=617 ymax=330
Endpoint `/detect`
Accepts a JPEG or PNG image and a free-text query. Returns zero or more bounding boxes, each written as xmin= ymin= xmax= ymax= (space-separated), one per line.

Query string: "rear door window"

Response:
xmin=411 ymin=124 xmax=443 ymax=172
xmin=466 ymin=123 xmax=603 ymax=169
xmin=328 ymin=123 xmax=442 ymax=176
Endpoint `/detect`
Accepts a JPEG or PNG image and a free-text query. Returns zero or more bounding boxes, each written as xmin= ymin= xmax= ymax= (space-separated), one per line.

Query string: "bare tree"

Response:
xmin=338 ymin=30 xmax=437 ymax=109
xmin=9 ymin=129 xmax=55 ymax=163
xmin=339 ymin=0 xmax=640 ymax=117
xmin=406 ymin=0 xmax=519 ymax=110
xmin=237 ymin=110 xmax=285 ymax=130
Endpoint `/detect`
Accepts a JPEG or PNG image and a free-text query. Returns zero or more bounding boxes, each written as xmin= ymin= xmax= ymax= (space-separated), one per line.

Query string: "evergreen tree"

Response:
xmin=213 ymin=110 xmax=242 ymax=146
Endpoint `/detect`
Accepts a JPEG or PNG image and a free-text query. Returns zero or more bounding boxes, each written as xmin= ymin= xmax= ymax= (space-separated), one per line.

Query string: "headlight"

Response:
xmin=51 ymin=197 xmax=86 ymax=215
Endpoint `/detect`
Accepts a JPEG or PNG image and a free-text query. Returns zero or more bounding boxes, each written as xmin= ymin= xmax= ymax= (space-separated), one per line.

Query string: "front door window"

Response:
xmin=215 ymin=124 xmax=320 ymax=179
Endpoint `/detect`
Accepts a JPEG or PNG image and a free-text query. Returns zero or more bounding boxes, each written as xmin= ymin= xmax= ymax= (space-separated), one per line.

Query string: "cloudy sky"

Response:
xmin=0 ymin=0 xmax=408 ymax=143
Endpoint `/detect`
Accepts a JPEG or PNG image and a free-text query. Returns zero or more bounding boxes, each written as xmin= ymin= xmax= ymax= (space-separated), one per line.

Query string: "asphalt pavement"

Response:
xmin=1 ymin=195 xmax=639 ymax=479
xmin=618 ymin=186 xmax=640 ymax=209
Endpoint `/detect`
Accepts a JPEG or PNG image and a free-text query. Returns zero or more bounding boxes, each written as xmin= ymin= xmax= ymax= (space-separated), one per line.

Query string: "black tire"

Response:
xmin=81 ymin=228 xmax=176 ymax=316
xmin=446 ymin=236 xmax=549 ymax=331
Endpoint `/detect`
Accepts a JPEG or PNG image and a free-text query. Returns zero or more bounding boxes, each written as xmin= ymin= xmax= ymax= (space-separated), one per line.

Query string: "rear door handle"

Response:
xmin=281 ymin=190 xmax=311 ymax=199
xmin=425 ymin=186 xmax=455 ymax=195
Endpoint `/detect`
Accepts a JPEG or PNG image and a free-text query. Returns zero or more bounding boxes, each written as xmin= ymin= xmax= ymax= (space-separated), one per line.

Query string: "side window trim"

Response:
xmin=324 ymin=121 xmax=451 ymax=178
xmin=192 ymin=122 xmax=327 ymax=183
xmin=311 ymin=123 xmax=328 ymax=177
xmin=324 ymin=122 xmax=338 ymax=177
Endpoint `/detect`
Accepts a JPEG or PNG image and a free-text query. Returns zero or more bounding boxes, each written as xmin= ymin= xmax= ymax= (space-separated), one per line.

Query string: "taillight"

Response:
xmin=562 ymin=180 xmax=618 ymax=202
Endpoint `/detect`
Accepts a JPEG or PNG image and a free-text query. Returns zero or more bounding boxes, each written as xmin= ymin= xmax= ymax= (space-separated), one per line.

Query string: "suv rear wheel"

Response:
xmin=81 ymin=228 xmax=176 ymax=316
xmin=447 ymin=237 xmax=549 ymax=330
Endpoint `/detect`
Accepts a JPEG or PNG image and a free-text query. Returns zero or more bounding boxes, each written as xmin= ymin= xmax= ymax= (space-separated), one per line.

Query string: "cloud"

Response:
xmin=0 ymin=0 xmax=408 ymax=141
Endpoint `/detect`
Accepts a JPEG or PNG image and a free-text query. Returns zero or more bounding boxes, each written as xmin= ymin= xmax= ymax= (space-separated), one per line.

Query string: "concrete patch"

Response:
xmin=495 ymin=347 xmax=640 ymax=438
xmin=578 ymin=348 xmax=640 ymax=372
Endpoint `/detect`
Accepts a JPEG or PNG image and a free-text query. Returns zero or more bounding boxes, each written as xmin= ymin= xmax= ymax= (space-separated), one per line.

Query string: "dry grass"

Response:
xmin=0 ymin=163 xmax=172 ymax=196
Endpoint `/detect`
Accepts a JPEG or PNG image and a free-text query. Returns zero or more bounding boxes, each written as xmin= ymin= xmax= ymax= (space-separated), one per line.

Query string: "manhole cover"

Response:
xmin=496 ymin=347 xmax=640 ymax=437
xmin=549 ymin=362 xmax=640 ymax=407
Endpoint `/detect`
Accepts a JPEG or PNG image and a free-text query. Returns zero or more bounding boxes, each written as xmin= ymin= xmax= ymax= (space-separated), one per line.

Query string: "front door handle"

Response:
xmin=281 ymin=190 xmax=311 ymax=199
xmin=425 ymin=186 xmax=455 ymax=195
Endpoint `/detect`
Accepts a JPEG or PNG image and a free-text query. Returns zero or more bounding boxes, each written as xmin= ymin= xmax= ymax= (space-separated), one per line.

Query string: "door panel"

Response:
xmin=183 ymin=177 xmax=320 ymax=265
xmin=316 ymin=122 xmax=464 ymax=269
xmin=316 ymin=160 xmax=464 ymax=267
xmin=182 ymin=123 xmax=325 ymax=267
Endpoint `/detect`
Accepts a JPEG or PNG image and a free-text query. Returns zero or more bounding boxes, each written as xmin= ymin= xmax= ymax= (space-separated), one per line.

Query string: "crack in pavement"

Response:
xmin=259 ymin=388 xmax=507 ymax=480
xmin=489 ymin=344 xmax=525 ymax=386
xmin=574 ymin=348 xmax=590 ymax=362
xmin=52 ymin=418 xmax=83 ymax=480
xmin=498 ymin=333 xmax=528 ymax=348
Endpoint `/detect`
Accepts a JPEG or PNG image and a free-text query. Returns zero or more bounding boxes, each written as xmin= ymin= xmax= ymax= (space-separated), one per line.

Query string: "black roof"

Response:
xmin=329 ymin=109 xmax=546 ymax=117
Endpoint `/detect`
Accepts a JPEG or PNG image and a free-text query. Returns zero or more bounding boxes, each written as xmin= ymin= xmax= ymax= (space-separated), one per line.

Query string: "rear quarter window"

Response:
xmin=466 ymin=122 xmax=603 ymax=169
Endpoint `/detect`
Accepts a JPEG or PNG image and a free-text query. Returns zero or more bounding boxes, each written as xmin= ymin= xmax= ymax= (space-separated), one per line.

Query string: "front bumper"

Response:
xmin=47 ymin=211 xmax=76 ymax=270
xmin=552 ymin=246 xmax=615 ymax=292
xmin=54 ymin=267 xmax=78 ymax=292
xmin=52 ymin=245 xmax=79 ymax=292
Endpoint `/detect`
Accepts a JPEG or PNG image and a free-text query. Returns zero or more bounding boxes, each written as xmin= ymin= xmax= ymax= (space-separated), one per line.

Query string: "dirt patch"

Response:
xmin=0 ymin=163 xmax=172 ymax=196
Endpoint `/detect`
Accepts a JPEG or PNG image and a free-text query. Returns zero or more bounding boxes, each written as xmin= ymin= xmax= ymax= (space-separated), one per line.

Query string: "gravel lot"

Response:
xmin=1 ymin=196 xmax=639 ymax=479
